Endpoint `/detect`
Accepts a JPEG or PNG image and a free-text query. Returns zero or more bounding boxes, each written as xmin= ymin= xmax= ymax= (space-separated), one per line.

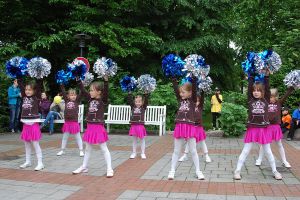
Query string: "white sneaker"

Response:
xmin=273 ymin=171 xmax=283 ymax=180
xmin=11 ymin=129 xmax=15 ymax=133
xmin=80 ymin=151 xmax=84 ymax=157
xmin=179 ymin=154 xmax=188 ymax=162
xmin=130 ymin=153 xmax=136 ymax=159
xmin=233 ymin=171 xmax=241 ymax=180
xmin=283 ymin=161 xmax=291 ymax=168
xmin=255 ymin=159 xmax=262 ymax=166
xmin=205 ymin=155 xmax=212 ymax=163
xmin=20 ymin=162 xmax=31 ymax=169
xmin=34 ymin=164 xmax=44 ymax=171
xmin=168 ymin=170 xmax=175 ymax=180
xmin=141 ymin=154 xmax=146 ymax=159
xmin=196 ymin=171 xmax=205 ymax=180
xmin=57 ymin=150 xmax=65 ymax=156
xmin=72 ymin=166 xmax=88 ymax=174
xmin=106 ymin=169 xmax=114 ymax=178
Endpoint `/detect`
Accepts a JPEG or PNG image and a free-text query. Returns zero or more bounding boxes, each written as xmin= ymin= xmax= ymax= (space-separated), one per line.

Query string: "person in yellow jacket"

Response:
xmin=211 ymin=87 xmax=223 ymax=130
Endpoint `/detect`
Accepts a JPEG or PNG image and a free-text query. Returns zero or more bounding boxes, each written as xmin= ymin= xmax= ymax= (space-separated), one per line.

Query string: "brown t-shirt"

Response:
xmin=194 ymin=91 xmax=205 ymax=126
xmin=19 ymin=79 xmax=42 ymax=120
xmin=79 ymin=81 xmax=108 ymax=124
xmin=127 ymin=93 xmax=149 ymax=124
xmin=172 ymin=77 xmax=197 ymax=125
xmin=61 ymin=85 xmax=81 ymax=121
xmin=247 ymin=76 xmax=270 ymax=127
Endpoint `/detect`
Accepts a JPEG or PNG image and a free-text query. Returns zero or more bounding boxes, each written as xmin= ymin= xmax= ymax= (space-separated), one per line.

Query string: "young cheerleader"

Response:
xmin=255 ymin=87 xmax=294 ymax=168
xmin=72 ymin=77 xmax=113 ymax=177
xmin=127 ymin=92 xmax=149 ymax=159
xmin=234 ymin=72 xmax=282 ymax=180
xmin=18 ymin=78 xmax=44 ymax=171
xmin=56 ymin=84 xmax=84 ymax=157
xmin=168 ymin=77 xmax=204 ymax=180
xmin=179 ymin=91 xmax=211 ymax=163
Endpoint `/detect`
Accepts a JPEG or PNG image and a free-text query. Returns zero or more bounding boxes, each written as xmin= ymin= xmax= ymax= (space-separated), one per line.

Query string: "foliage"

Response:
xmin=218 ymin=102 xmax=248 ymax=137
xmin=223 ymin=91 xmax=247 ymax=108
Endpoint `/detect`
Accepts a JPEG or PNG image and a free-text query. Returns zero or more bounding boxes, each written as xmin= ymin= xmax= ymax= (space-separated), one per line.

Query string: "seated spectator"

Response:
xmin=281 ymin=107 xmax=292 ymax=134
xmin=40 ymin=95 xmax=65 ymax=135
xmin=287 ymin=103 xmax=300 ymax=140
xmin=39 ymin=92 xmax=51 ymax=119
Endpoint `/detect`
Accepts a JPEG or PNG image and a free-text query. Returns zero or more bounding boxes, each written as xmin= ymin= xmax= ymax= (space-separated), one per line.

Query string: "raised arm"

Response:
xmin=60 ymin=84 xmax=68 ymax=100
xmin=279 ymin=87 xmax=294 ymax=104
xmin=78 ymin=81 xmax=90 ymax=100
xmin=172 ymin=78 xmax=180 ymax=101
xmin=200 ymin=91 xmax=205 ymax=108
xmin=143 ymin=93 xmax=149 ymax=109
xmin=247 ymin=75 xmax=254 ymax=100
xmin=127 ymin=93 xmax=134 ymax=108
xmin=191 ymin=76 xmax=197 ymax=102
xmin=35 ymin=79 xmax=42 ymax=100
xmin=102 ymin=80 xmax=108 ymax=105
xmin=18 ymin=78 xmax=26 ymax=97
xmin=264 ymin=76 xmax=270 ymax=101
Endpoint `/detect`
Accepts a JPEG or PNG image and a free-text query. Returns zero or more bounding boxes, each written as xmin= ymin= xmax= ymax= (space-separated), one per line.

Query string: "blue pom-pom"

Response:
xmin=242 ymin=51 xmax=256 ymax=75
xmin=5 ymin=56 xmax=28 ymax=78
xmin=56 ymin=70 xmax=71 ymax=85
xmin=120 ymin=75 xmax=137 ymax=92
xmin=67 ymin=60 xmax=87 ymax=80
xmin=162 ymin=54 xmax=186 ymax=78
xmin=258 ymin=50 xmax=281 ymax=73
xmin=180 ymin=76 xmax=192 ymax=85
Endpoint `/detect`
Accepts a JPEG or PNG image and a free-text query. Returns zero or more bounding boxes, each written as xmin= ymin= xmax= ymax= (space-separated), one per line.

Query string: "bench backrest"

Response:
xmin=78 ymin=104 xmax=84 ymax=121
xmin=145 ymin=106 xmax=166 ymax=123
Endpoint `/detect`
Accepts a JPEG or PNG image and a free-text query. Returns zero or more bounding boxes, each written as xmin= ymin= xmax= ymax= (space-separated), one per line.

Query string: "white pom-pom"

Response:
xmin=198 ymin=76 xmax=213 ymax=93
xmin=137 ymin=74 xmax=156 ymax=93
xmin=27 ymin=57 xmax=51 ymax=79
xmin=284 ymin=70 xmax=300 ymax=90
xmin=183 ymin=54 xmax=210 ymax=77
xmin=82 ymin=72 xmax=94 ymax=87
xmin=93 ymin=57 xmax=118 ymax=78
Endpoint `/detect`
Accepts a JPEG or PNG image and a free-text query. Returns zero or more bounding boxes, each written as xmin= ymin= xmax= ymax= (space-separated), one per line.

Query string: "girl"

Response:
xmin=56 ymin=85 xmax=84 ymax=157
xmin=179 ymin=92 xmax=211 ymax=163
xmin=39 ymin=92 xmax=51 ymax=119
xmin=72 ymin=77 xmax=113 ymax=177
xmin=127 ymin=92 xmax=149 ymax=159
xmin=18 ymin=79 xmax=44 ymax=171
xmin=255 ymin=87 xmax=294 ymax=168
xmin=234 ymin=73 xmax=282 ymax=180
xmin=168 ymin=77 xmax=204 ymax=180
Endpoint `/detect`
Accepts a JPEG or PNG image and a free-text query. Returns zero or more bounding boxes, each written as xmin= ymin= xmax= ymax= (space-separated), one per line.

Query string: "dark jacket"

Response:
xmin=61 ymin=84 xmax=82 ymax=121
xmin=127 ymin=93 xmax=149 ymax=124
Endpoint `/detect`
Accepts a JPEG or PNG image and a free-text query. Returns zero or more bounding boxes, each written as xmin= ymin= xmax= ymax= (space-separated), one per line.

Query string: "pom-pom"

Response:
xmin=93 ymin=57 xmax=118 ymax=78
xmin=5 ymin=56 xmax=28 ymax=78
xmin=265 ymin=51 xmax=282 ymax=73
xmin=183 ymin=54 xmax=210 ymax=77
xmin=55 ymin=70 xmax=71 ymax=85
xmin=162 ymin=54 xmax=186 ymax=78
xmin=67 ymin=60 xmax=87 ymax=80
xmin=27 ymin=57 xmax=51 ymax=79
xmin=120 ymin=75 xmax=137 ymax=92
xmin=137 ymin=74 xmax=156 ymax=93
xmin=54 ymin=96 xmax=62 ymax=104
xmin=73 ymin=57 xmax=90 ymax=71
xmin=198 ymin=76 xmax=213 ymax=93
xmin=242 ymin=51 xmax=265 ymax=76
xmin=82 ymin=72 xmax=94 ymax=87
xmin=180 ymin=76 xmax=192 ymax=85
xmin=283 ymin=70 xmax=300 ymax=89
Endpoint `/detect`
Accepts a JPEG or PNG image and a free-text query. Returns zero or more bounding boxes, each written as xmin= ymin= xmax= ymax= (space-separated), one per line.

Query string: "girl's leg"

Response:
xmin=187 ymin=138 xmax=200 ymax=172
xmin=20 ymin=142 xmax=32 ymax=168
xmin=73 ymin=142 xmax=91 ymax=174
xmin=74 ymin=133 xmax=84 ymax=156
xmin=256 ymin=145 xmax=264 ymax=166
xmin=168 ymin=138 xmax=183 ymax=179
xmin=140 ymin=138 xmax=146 ymax=159
xmin=277 ymin=140 xmax=290 ymax=167
xmin=199 ymin=140 xmax=211 ymax=163
xmin=262 ymin=143 xmax=282 ymax=179
xmin=57 ymin=132 xmax=69 ymax=156
xmin=179 ymin=142 xmax=189 ymax=162
xmin=99 ymin=142 xmax=113 ymax=177
xmin=234 ymin=143 xmax=253 ymax=179
xmin=130 ymin=137 xmax=137 ymax=158
xmin=32 ymin=141 xmax=44 ymax=170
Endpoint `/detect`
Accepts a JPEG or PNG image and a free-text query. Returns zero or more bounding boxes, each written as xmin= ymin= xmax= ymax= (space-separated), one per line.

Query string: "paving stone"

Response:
xmin=140 ymin=191 xmax=169 ymax=197
xmin=168 ymin=192 xmax=198 ymax=199
xmin=226 ymin=195 xmax=256 ymax=200
xmin=118 ymin=190 xmax=142 ymax=199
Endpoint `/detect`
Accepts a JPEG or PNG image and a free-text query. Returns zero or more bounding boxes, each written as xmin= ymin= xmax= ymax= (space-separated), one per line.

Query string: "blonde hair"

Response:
xmin=90 ymin=82 xmax=103 ymax=92
xmin=253 ymin=83 xmax=265 ymax=98
xmin=270 ymin=88 xmax=279 ymax=100
xmin=180 ymin=82 xmax=192 ymax=93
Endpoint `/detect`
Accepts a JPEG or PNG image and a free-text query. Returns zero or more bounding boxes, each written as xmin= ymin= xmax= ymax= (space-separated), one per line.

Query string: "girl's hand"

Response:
xmin=104 ymin=75 xmax=109 ymax=81
xmin=265 ymin=66 xmax=271 ymax=76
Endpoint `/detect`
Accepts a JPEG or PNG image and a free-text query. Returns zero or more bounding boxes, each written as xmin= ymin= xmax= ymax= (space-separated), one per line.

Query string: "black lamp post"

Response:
xmin=74 ymin=33 xmax=91 ymax=57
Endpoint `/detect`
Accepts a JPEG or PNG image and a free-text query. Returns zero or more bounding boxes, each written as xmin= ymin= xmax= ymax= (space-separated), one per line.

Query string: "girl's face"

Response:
xmin=25 ymin=85 xmax=34 ymax=96
xmin=134 ymin=97 xmax=143 ymax=108
xmin=13 ymin=79 xmax=18 ymax=87
xmin=270 ymin=96 xmax=276 ymax=103
xmin=179 ymin=88 xmax=192 ymax=100
xmin=253 ymin=89 xmax=262 ymax=99
xmin=89 ymin=86 xmax=101 ymax=99
xmin=282 ymin=110 xmax=288 ymax=115
xmin=41 ymin=93 xmax=47 ymax=99
xmin=68 ymin=93 xmax=77 ymax=101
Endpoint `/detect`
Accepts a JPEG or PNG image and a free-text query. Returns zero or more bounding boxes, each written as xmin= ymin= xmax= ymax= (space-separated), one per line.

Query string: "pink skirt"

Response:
xmin=268 ymin=124 xmax=283 ymax=141
xmin=244 ymin=127 xmax=272 ymax=144
xmin=129 ymin=124 xmax=147 ymax=139
xmin=173 ymin=123 xmax=197 ymax=140
xmin=83 ymin=123 xmax=108 ymax=144
xmin=20 ymin=123 xmax=42 ymax=142
xmin=62 ymin=121 xmax=80 ymax=134
xmin=194 ymin=126 xmax=207 ymax=143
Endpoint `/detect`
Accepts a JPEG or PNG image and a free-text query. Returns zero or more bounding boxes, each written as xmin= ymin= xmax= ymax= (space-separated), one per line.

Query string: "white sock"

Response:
xmin=141 ymin=138 xmax=146 ymax=154
xmin=24 ymin=142 xmax=32 ymax=164
xmin=257 ymin=145 xmax=264 ymax=162
xmin=75 ymin=132 xmax=83 ymax=150
xmin=263 ymin=144 xmax=277 ymax=172
xmin=188 ymin=138 xmax=200 ymax=172
xmin=276 ymin=140 xmax=288 ymax=163
xmin=61 ymin=132 xmax=70 ymax=150
xmin=236 ymin=143 xmax=253 ymax=172
xmin=132 ymin=137 xmax=137 ymax=154
xmin=82 ymin=143 xmax=92 ymax=168
xmin=170 ymin=138 xmax=183 ymax=171
xmin=32 ymin=141 xmax=43 ymax=166
xmin=100 ymin=142 xmax=112 ymax=171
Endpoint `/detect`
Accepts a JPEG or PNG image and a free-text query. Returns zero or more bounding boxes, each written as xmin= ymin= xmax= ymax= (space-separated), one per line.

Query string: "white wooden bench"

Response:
xmin=36 ymin=105 xmax=85 ymax=132
xmin=105 ymin=104 xmax=167 ymax=136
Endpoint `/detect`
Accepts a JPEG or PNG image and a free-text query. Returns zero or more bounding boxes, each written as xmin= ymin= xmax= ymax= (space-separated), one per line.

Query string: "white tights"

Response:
xmin=82 ymin=142 xmax=112 ymax=170
xmin=171 ymin=138 xmax=200 ymax=172
xmin=236 ymin=143 xmax=277 ymax=173
xmin=132 ymin=137 xmax=146 ymax=154
xmin=183 ymin=140 xmax=209 ymax=155
xmin=257 ymin=140 xmax=288 ymax=163
xmin=24 ymin=141 xmax=43 ymax=165
xmin=61 ymin=132 xmax=83 ymax=150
